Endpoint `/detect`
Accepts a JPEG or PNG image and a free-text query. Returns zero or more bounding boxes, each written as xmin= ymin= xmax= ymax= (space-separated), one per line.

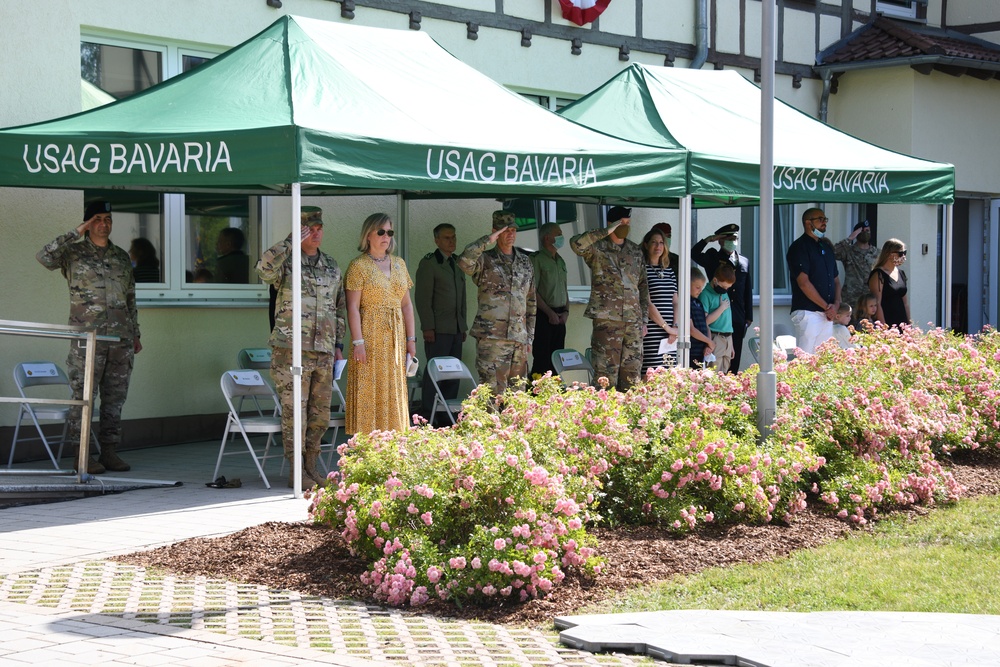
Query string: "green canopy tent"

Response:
xmin=559 ymin=64 xmax=955 ymax=207
xmin=559 ymin=63 xmax=955 ymax=428
xmin=0 ymin=16 xmax=691 ymax=495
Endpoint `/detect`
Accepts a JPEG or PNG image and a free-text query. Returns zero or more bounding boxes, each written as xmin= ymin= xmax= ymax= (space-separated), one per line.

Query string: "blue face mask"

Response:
xmin=814 ymin=230 xmax=825 ymax=239
xmin=722 ymin=240 xmax=737 ymax=252
xmin=553 ymin=235 xmax=565 ymax=249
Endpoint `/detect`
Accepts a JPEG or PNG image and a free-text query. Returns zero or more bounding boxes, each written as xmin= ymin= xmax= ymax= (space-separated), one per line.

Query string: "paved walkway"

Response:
xmin=4 ymin=442 xmax=1000 ymax=667
xmin=0 ymin=443 xmax=644 ymax=667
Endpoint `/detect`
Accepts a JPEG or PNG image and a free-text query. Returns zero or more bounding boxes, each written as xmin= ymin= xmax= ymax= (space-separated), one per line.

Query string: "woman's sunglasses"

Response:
xmin=895 ymin=250 xmax=907 ymax=256
xmin=376 ymin=229 xmax=395 ymax=237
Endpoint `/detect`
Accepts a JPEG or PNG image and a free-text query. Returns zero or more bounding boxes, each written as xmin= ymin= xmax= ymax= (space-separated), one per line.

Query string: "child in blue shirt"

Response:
xmin=698 ymin=263 xmax=736 ymax=372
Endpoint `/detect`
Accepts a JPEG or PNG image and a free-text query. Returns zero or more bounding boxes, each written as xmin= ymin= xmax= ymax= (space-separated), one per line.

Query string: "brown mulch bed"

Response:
xmin=114 ymin=448 xmax=1000 ymax=626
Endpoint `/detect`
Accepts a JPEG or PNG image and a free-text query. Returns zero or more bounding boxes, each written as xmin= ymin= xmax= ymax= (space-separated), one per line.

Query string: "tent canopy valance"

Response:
xmin=0 ymin=16 xmax=687 ymax=200
xmin=558 ymin=64 xmax=955 ymax=207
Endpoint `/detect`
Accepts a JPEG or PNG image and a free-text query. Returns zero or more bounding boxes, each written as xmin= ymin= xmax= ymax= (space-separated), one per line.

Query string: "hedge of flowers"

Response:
xmin=309 ymin=325 xmax=1000 ymax=608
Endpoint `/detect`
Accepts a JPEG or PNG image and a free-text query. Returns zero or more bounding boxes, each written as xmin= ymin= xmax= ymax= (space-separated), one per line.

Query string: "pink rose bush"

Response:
xmin=308 ymin=326 xmax=1000 ymax=608
xmin=770 ymin=324 xmax=1000 ymax=520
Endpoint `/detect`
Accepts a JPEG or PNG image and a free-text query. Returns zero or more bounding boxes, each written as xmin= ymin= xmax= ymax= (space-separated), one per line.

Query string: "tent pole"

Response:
xmin=397 ymin=193 xmax=408 ymax=261
xmin=678 ymin=196 xmax=692 ymax=369
xmin=291 ymin=183 xmax=303 ymax=499
xmin=756 ymin=0 xmax=777 ymax=437
xmin=944 ymin=203 xmax=953 ymax=330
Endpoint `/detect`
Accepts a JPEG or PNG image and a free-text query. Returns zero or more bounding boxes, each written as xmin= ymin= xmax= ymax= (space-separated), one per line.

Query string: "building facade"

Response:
xmin=1 ymin=0 xmax=998 ymax=454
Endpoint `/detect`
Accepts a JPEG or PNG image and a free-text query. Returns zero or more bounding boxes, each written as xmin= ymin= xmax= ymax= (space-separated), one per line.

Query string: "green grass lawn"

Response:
xmin=585 ymin=495 xmax=1000 ymax=616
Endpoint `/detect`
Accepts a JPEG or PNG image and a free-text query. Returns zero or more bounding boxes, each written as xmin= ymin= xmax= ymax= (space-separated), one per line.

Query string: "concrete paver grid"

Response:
xmin=0 ymin=443 xmax=653 ymax=667
xmin=0 ymin=561 xmax=650 ymax=667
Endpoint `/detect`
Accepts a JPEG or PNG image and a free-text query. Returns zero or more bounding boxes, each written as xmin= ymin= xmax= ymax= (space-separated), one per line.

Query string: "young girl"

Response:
xmin=853 ymin=292 xmax=878 ymax=330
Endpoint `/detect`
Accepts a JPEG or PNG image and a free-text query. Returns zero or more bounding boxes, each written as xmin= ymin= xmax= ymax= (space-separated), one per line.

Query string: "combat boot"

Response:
xmin=287 ymin=467 xmax=314 ymax=493
xmin=98 ymin=445 xmax=131 ymax=472
xmin=86 ymin=457 xmax=106 ymax=475
xmin=303 ymin=453 xmax=326 ymax=487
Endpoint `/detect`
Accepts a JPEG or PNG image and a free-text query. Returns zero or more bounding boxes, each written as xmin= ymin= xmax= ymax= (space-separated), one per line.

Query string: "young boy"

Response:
xmin=698 ymin=263 xmax=736 ymax=373
xmin=688 ymin=267 xmax=715 ymax=368
xmin=832 ymin=303 xmax=853 ymax=349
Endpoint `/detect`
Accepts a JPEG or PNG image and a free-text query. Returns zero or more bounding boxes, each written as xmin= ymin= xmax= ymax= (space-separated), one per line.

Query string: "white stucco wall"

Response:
xmin=3 ymin=0 xmax=991 ymax=436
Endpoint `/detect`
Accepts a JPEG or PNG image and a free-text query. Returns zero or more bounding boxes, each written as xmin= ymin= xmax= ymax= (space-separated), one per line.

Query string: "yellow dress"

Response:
xmin=345 ymin=254 xmax=413 ymax=435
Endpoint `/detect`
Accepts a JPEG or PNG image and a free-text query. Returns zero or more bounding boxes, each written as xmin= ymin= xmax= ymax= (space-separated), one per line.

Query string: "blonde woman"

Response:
xmin=867 ymin=238 xmax=910 ymax=327
xmin=345 ymin=213 xmax=417 ymax=434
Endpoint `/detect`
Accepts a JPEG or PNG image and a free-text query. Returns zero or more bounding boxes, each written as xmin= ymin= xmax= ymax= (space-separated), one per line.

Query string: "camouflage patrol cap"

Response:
xmin=83 ymin=199 xmax=112 ymax=221
xmin=301 ymin=206 xmax=324 ymax=226
xmin=492 ymin=210 xmax=515 ymax=229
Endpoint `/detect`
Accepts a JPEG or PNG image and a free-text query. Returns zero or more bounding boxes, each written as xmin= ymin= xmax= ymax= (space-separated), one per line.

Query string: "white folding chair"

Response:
xmin=551 ymin=348 xmax=594 ymax=386
xmin=320 ymin=358 xmax=348 ymax=472
xmin=747 ymin=336 xmax=761 ymax=364
xmin=426 ymin=356 xmax=475 ymax=425
xmin=236 ymin=347 xmax=273 ymax=415
xmin=215 ymin=370 xmax=282 ymax=488
xmin=8 ymin=361 xmax=99 ymax=469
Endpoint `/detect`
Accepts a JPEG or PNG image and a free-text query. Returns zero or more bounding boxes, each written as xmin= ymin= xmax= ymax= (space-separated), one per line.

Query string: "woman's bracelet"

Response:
xmin=352 ymin=339 xmax=365 ymax=346
xmin=406 ymin=336 xmax=417 ymax=342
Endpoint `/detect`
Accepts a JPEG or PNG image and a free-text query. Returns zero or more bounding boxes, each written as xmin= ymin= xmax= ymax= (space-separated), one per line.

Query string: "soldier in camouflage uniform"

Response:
xmin=834 ymin=219 xmax=879 ymax=311
xmin=37 ymin=200 xmax=141 ymax=474
xmin=256 ymin=206 xmax=346 ymax=492
xmin=457 ymin=211 xmax=536 ymax=398
xmin=571 ymin=206 xmax=649 ymax=391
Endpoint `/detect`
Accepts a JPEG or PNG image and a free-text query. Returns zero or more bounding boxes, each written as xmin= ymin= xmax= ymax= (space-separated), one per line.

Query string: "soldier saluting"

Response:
xmin=37 ymin=199 xmax=141 ymax=474
xmin=571 ymin=206 xmax=649 ymax=391
xmin=457 ymin=211 xmax=536 ymax=398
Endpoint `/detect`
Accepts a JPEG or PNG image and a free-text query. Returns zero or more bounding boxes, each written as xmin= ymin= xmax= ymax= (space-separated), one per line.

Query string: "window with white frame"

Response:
xmin=81 ymin=34 xmax=270 ymax=306
xmin=741 ymin=204 xmax=797 ymax=298
xmin=876 ymin=1 xmax=921 ymax=20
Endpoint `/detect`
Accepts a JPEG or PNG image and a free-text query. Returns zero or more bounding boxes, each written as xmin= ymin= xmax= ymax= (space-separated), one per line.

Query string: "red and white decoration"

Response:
xmin=559 ymin=0 xmax=613 ymax=26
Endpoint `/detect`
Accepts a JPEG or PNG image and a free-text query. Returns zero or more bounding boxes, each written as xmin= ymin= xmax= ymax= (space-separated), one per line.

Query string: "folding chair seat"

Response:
xmin=215 ymin=369 xmax=283 ymax=488
xmin=775 ymin=335 xmax=797 ymax=361
xmin=551 ymin=348 xmax=595 ymax=386
xmin=426 ymin=356 xmax=475 ymax=425
xmin=8 ymin=361 xmax=99 ymax=469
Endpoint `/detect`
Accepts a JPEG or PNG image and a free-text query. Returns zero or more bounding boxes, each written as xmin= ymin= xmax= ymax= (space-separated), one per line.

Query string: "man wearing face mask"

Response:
xmin=571 ymin=206 xmax=649 ymax=391
xmin=786 ymin=208 xmax=841 ymax=354
xmin=692 ymin=223 xmax=753 ymax=373
xmin=834 ymin=219 xmax=878 ymax=313
xmin=529 ymin=223 xmax=569 ymax=378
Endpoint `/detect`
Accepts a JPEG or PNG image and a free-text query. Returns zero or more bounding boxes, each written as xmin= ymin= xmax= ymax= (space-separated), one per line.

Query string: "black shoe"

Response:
xmin=98 ymin=451 xmax=131 ymax=472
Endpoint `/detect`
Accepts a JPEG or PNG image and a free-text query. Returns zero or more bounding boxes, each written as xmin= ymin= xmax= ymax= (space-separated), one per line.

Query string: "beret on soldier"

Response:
xmin=83 ymin=199 xmax=112 ymax=221
xmin=853 ymin=219 xmax=871 ymax=232
xmin=301 ymin=206 xmax=324 ymax=226
xmin=652 ymin=222 xmax=672 ymax=237
xmin=492 ymin=210 xmax=515 ymax=227
xmin=607 ymin=206 xmax=632 ymax=223
xmin=714 ymin=223 xmax=740 ymax=237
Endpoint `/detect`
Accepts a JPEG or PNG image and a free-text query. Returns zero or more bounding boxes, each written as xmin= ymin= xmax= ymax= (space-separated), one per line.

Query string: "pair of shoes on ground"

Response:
xmin=206 ymin=476 xmax=242 ymax=488
xmin=83 ymin=452 xmax=130 ymax=475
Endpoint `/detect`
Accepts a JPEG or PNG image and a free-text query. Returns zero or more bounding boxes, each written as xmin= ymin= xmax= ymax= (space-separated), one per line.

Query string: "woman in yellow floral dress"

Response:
xmin=345 ymin=213 xmax=417 ymax=434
